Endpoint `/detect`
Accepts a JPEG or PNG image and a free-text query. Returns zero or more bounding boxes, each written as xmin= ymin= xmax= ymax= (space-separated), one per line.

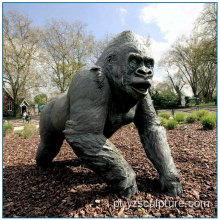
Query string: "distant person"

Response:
xmin=22 ymin=111 xmax=27 ymax=122
xmin=22 ymin=111 xmax=31 ymax=123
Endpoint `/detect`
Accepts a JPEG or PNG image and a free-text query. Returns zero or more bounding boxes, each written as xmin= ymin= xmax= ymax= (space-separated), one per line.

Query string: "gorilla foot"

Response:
xmin=160 ymin=175 xmax=182 ymax=197
xmin=118 ymin=182 xmax=138 ymax=198
xmin=36 ymin=140 xmax=62 ymax=169
xmin=111 ymin=170 xmax=138 ymax=198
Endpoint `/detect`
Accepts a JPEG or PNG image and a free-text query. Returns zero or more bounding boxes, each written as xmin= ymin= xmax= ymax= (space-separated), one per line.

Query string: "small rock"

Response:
xmin=118 ymin=207 xmax=125 ymax=217
xmin=95 ymin=199 xmax=101 ymax=204
xmin=154 ymin=212 xmax=161 ymax=217
xmin=192 ymin=189 xmax=200 ymax=200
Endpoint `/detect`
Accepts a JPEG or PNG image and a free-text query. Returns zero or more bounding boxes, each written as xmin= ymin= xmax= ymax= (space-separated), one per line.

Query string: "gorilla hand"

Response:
xmin=160 ymin=173 xmax=182 ymax=197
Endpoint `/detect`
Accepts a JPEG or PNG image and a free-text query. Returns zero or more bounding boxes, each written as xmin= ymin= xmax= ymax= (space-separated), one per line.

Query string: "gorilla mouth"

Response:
xmin=131 ymin=79 xmax=151 ymax=95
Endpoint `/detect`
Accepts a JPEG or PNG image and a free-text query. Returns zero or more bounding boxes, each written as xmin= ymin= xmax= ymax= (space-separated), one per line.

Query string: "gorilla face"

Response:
xmin=96 ymin=31 xmax=154 ymax=102
xmin=126 ymin=52 xmax=154 ymax=98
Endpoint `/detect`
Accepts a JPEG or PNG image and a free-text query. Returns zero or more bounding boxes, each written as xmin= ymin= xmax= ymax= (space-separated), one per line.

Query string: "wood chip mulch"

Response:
xmin=3 ymin=122 xmax=217 ymax=217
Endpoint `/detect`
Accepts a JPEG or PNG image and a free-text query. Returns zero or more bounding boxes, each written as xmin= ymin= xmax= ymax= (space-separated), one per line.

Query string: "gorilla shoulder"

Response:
xmin=67 ymin=66 xmax=109 ymax=104
xmin=40 ymin=66 xmax=109 ymax=132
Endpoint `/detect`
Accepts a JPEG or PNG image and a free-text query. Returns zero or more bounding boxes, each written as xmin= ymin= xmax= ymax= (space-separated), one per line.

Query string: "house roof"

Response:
xmin=3 ymin=87 xmax=31 ymax=106
xmin=3 ymin=87 xmax=14 ymax=100
xmin=20 ymin=99 xmax=30 ymax=107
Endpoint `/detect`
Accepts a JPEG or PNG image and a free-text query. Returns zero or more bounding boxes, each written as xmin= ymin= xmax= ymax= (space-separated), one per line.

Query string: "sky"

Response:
xmin=3 ymin=2 xmax=206 ymax=94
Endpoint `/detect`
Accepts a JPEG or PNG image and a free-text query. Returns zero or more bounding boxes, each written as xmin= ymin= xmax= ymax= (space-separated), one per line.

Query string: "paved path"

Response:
xmin=4 ymin=115 xmax=40 ymax=131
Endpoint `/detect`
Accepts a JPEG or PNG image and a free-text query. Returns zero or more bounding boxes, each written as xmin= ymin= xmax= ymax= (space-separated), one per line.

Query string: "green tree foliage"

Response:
xmin=34 ymin=94 xmax=47 ymax=105
xmin=194 ymin=3 xmax=217 ymax=102
xmin=41 ymin=19 xmax=95 ymax=93
xmin=151 ymin=90 xmax=180 ymax=109
xmin=3 ymin=10 xmax=43 ymax=115
xmin=150 ymin=81 xmax=180 ymax=109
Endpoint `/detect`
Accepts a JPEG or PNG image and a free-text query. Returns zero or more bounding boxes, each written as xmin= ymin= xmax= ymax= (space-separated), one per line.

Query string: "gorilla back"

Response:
xmin=36 ymin=30 xmax=182 ymax=198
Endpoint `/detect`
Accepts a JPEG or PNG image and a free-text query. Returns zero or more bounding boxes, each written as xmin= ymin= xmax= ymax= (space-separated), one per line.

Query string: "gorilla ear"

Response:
xmin=106 ymin=55 xmax=116 ymax=65
xmin=90 ymin=66 xmax=102 ymax=72
xmin=107 ymin=55 xmax=113 ymax=64
xmin=90 ymin=66 xmax=105 ymax=89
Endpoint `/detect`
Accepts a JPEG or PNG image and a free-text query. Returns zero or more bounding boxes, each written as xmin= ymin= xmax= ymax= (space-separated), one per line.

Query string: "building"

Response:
xmin=3 ymin=87 xmax=31 ymax=117
xmin=3 ymin=87 xmax=14 ymax=117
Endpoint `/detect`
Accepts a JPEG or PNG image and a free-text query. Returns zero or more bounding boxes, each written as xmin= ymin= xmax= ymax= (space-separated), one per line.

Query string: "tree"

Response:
xmin=151 ymin=81 xmax=173 ymax=94
xmin=90 ymin=34 xmax=113 ymax=64
xmin=160 ymin=33 xmax=216 ymax=102
xmin=158 ymin=3 xmax=217 ymax=103
xmin=194 ymin=3 xmax=217 ymax=101
xmin=3 ymin=10 xmax=42 ymax=116
xmin=197 ymin=52 xmax=216 ymax=102
xmin=41 ymin=19 xmax=95 ymax=93
xmin=159 ymin=57 xmax=186 ymax=102
xmin=150 ymin=80 xmax=180 ymax=109
xmin=34 ymin=93 xmax=47 ymax=105
xmin=196 ymin=3 xmax=217 ymax=42
xmin=151 ymin=90 xmax=180 ymax=109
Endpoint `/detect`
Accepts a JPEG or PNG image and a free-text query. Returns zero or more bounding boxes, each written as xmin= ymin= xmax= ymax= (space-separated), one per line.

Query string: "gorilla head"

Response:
xmin=96 ymin=30 xmax=154 ymax=101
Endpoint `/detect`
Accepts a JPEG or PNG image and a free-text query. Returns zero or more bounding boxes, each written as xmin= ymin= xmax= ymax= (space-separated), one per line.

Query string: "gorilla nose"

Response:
xmin=136 ymin=67 xmax=152 ymax=76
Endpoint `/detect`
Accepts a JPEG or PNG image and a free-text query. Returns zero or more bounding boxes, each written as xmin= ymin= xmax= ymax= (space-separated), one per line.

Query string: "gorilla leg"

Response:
xmin=36 ymin=132 xmax=64 ymax=168
xmin=64 ymin=125 xmax=137 ymax=198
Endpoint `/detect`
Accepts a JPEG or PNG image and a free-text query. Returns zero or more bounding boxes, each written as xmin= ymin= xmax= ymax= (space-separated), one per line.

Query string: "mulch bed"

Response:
xmin=3 ymin=122 xmax=217 ymax=217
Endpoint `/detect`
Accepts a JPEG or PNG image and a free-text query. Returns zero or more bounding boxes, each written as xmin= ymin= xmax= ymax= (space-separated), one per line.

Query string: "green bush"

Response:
xmin=195 ymin=110 xmax=209 ymax=120
xmin=166 ymin=120 xmax=177 ymax=130
xmin=158 ymin=112 xmax=171 ymax=119
xmin=151 ymin=91 xmax=180 ymax=109
xmin=201 ymin=114 xmax=217 ymax=130
xmin=185 ymin=113 xmax=197 ymax=123
xmin=3 ymin=122 xmax=14 ymax=137
xmin=17 ymin=124 xmax=38 ymax=139
xmin=159 ymin=117 xmax=168 ymax=127
xmin=174 ymin=112 xmax=185 ymax=123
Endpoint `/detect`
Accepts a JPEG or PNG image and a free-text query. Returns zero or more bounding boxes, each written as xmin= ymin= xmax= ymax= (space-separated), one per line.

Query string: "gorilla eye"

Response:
xmin=129 ymin=58 xmax=139 ymax=69
xmin=145 ymin=59 xmax=154 ymax=68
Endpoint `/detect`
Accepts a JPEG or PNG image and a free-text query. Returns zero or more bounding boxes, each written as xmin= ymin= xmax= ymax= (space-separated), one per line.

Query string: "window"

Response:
xmin=7 ymin=101 xmax=12 ymax=111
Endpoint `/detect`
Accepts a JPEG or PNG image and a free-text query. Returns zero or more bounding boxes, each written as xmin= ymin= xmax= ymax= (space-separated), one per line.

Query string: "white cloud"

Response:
xmin=119 ymin=7 xmax=128 ymax=26
xmin=140 ymin=3 xmax=204 ymax=43
xmin=139 ymin=3 xmax=204 ymax=96
xmin=150 ymin=39 xmax=170 ymax=63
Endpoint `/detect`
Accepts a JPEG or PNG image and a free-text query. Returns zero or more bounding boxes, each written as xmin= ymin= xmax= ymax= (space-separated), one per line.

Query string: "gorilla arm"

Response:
xmin=63 ymin=69 xmax=137 ymax=198
xmin=134 ymin=93 xmax=182 ymax=196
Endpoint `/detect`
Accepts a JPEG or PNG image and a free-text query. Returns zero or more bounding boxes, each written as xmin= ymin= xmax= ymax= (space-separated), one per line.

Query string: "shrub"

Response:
xmin=158 ymin=112 xmax=171 ymax=119
xmin=185 ymin=113 xmax=197 ymax=123
xmin=151 ymin=91 xmax=180 ymax=109
xmin=195 ymin=110 xmax=209 ymax=120
xmin=18 ymin=124 xmax=38 ymax=139
xmin=201 ymin=114 xmax=217 ymax=130
xmin=159 ymin=117 xmax=168 ymax=127
xmin=174 ymin=112 xmax=185 ymax=123
xmin=166 ymin=120 xmax=177 ymax=130
xmin=3 ymin=122 xmax=14 ymax=137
